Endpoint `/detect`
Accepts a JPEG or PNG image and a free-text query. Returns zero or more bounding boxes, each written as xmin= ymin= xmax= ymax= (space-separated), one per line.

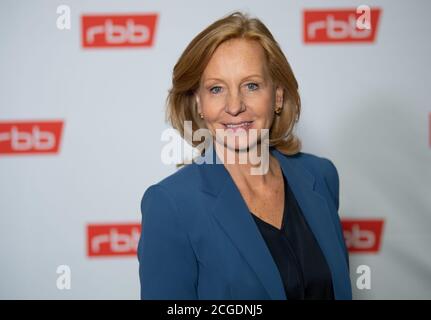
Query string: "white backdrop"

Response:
xmin=1 ymin=0 xmax=430 ymax=299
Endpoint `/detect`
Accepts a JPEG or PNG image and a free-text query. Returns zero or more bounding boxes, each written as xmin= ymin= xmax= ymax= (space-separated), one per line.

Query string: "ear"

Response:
xmin=275 ymin=86 xmax=284 ymax=109
xmin=194 ymin=92 xmax=202 ymax=114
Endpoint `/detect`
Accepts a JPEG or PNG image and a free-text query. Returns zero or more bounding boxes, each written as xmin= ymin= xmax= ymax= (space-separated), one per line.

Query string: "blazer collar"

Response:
xmin=194 ymin=145 xmax=351 ymax=300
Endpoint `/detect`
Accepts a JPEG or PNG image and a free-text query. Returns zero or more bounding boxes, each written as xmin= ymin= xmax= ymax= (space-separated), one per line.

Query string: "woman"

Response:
xmin=138 ymin=11 xmax=352 ymax=300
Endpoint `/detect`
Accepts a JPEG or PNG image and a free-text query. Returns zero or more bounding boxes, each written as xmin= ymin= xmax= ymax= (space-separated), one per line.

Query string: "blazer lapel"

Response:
xmin=271 ymin=148 xmax=351 ymax=299
xmin=196 ymin=145 xmax=350 ymax=300
xmin=197 ymin=146 xmax=286 ymax=300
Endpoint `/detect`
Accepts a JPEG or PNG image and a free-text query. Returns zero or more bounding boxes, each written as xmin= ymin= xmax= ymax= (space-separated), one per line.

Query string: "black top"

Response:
xmin=250 ymin=173 xmax=335 ymax=300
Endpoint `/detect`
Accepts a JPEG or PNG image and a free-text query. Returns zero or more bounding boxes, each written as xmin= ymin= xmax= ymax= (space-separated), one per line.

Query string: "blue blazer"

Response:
xmin=138 ymin=147 xmax=352 ymax=299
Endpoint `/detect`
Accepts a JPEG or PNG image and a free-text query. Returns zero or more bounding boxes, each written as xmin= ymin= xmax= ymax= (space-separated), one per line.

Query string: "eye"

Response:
xmin=246 ymin=83 xmax=259 ymax=91
xmin=209 ymin=86 xmax=222 ymax=94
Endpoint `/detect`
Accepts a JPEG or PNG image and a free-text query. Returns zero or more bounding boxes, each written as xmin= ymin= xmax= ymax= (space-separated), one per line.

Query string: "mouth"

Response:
xmin=222 ymin=121 xmax=254 ymax=130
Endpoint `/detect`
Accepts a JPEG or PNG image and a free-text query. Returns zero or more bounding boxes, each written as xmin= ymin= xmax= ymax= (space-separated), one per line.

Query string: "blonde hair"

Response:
xmin=166 ymin=11 xmax=301 ymax=155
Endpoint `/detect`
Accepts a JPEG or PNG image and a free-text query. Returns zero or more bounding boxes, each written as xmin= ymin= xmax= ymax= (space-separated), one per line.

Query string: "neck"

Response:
xmin=214 ymin=141 xmax=280 ymax=190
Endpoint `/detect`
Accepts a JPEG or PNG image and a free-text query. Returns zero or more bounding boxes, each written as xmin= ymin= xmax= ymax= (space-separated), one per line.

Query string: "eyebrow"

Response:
xmin=203 ymin=74 xmax=264 ymax=83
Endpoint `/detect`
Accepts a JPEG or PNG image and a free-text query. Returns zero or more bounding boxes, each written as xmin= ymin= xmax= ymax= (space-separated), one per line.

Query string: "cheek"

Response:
xmin=252 ymin=98 xmax=273 ymax=119
xmin=201 ymin=97 xmax=224 ymax=120
xmin=246 ymin=90 xmax=272 ymax=110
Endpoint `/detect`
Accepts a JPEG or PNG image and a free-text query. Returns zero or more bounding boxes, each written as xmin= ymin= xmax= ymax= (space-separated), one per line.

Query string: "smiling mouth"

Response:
xmin=222 ymin=121 xmax=254 ymax=129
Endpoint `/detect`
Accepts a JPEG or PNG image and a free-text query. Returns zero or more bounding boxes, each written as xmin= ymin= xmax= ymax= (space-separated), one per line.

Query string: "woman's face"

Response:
xmin=195 ymin=38 xmax=283 ymax=152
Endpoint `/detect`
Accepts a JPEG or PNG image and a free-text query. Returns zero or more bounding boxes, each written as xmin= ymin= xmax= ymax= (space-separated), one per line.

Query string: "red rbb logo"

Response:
xmin=82 ymin=14 xmax=158 ymax=48
xmin=87 ymin=223 xmax=141 ymax=257
xmin=303 ymin=8 xmax=381 ymax=43
xmin=0 ymin=120 xmax=64 ymax=154
xmin=341 ymin=219 xmax=385 ymax=253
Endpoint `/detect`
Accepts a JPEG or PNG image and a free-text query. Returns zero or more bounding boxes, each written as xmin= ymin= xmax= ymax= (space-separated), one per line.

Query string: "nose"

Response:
xmin=225 ymin=91 xmax=245 ymax=116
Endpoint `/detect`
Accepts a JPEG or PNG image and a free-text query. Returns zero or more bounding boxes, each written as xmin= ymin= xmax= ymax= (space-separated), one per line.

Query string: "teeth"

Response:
xmin=225 ymin=121 xmax=252 ymax=128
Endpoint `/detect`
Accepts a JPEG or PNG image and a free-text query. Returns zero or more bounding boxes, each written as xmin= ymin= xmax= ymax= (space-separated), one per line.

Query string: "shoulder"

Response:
xmin=156 ymin=163 xmax=201 ymax=191
xmin=140 ymin=163 xmax=201 ymax=212
xmin=285 ymin=151 xmax=339 ymax=184
xmin=278 ymin=150 xmax=340 ymax=209
xmin=292 ymin=151 xmax=340 ymax=211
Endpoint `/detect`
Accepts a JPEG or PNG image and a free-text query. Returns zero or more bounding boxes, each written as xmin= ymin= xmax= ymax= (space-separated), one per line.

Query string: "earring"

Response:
xmin=274 ymin=106 xmax=282 ymax=114
xmin=199 ymin=112 xmax=204 ymax=119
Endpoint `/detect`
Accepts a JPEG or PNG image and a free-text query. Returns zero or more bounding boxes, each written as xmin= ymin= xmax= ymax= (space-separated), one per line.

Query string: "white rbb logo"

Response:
xmin=0 ymin=126 xmax=56 ymax=151
xmin=307 ymin=14 xmax=371 ymax=40
xmin=303 ymin=8 xmax=381 ymax=43
xmin=81 ymin=14 xmax=158 ymax=48
xmin=87 ymin=224 xmax=141 ymax=257
xmin=85 ymin=19 xmax=150 ymax=45
xmin=0 ymin=121 xmax=63 ymax=154
xmin=91 ymin=228 xmax=140 ymax=253
xmin=344 ymin=224 xmax=376 ymax=250
xmin=341 ymin=219 xmax=384 ymax=253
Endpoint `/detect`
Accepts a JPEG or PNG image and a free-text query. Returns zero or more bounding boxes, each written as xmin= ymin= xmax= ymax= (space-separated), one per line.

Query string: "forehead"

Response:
xmin=202 ymin=38 xmax=268 ymax=79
